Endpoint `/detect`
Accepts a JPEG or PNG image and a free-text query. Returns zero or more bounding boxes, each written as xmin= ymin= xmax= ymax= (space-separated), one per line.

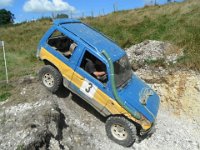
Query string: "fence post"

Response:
xmin=1 ymin=41 xmax=9 ymax=84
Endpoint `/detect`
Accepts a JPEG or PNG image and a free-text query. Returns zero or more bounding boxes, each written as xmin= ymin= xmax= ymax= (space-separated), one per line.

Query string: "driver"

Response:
xmin=85 ymin=58 xmax=107 ymax=82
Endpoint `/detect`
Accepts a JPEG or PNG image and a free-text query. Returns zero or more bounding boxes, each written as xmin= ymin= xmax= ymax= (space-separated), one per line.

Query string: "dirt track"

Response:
xmin=55 ymin=85 xmax=200 ymax=150
xmin=1 ymin=78 xmax=199 ymax=150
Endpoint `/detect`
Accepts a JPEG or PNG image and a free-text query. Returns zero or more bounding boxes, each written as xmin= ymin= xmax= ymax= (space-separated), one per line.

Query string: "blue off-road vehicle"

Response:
xmin=37 ymin=19 xmax=160 ymax=147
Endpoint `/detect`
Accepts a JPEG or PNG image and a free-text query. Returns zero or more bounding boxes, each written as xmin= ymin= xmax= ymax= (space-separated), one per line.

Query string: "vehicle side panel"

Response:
xmin=40 ymin=47 xmax=74 ymax=81
xmin=38 ymin=47 xmax=148 ymax=129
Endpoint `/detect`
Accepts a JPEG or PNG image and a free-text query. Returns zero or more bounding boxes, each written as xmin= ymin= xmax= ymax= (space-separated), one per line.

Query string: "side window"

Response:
xmin=47 ymin=30 xmax=77 ymax=59
xmin=80 ymin=51 xmax=108 ymax=83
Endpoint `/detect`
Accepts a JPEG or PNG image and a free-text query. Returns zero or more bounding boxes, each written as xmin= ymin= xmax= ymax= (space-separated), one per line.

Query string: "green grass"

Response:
xmin=144 ymin=58 xmax=167 ymax=67
xmin=0 ymin=18 xmax=51 ymax=81
xmin=84 ymin=0 xmax=200 ymax=70
xmin=0 ymin=84 xmax=12 ymax=102
xmin=16 ymin=144 xmax=24 ymax=150
xmin=0 ymin=19 xmax=50 ymax=101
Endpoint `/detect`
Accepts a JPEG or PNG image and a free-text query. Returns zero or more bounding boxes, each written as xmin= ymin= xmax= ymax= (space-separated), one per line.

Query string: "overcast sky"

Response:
xmin=0 ymin=0 xmax=184 ymax=23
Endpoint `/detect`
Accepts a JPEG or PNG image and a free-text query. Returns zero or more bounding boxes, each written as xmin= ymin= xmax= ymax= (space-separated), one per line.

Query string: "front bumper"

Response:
xmin=140 ymin=121 xmax=156 ymax=136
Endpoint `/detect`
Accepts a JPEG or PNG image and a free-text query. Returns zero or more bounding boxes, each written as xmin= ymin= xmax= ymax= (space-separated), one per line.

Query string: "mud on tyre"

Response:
xmin=39 ymin=65 xmax=62 ymax=93
xmin=105 ymin=116 xmax=137 ymax=147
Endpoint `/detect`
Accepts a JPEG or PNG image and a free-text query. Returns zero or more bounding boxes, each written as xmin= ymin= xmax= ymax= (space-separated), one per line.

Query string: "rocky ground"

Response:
xmin=127 ymin=40 xmax=200 ymax=122
xmin=0 ymin=40 xmax=200 ymax=150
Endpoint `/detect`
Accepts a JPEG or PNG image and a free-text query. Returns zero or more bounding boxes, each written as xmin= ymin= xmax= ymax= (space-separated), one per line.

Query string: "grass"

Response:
xmin=0 ymin=19 xmax=51 ymax=100
xmin=16 ymin=144 xmax=24 ymax=150
xmin=144 ymin=58 xmax=167 ymax=68
xmin=84 ymin=0 xmax=200 ymax=70
xmin=0 ymin=18 xmax=51 ymax=81
xmin=0 ymin=83 xmax=12 ymax=102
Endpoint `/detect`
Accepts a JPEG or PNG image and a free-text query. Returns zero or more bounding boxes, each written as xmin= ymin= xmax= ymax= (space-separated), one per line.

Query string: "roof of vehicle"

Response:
xmin=53 ymin=18 xmax=81 ymax=25
xmin=54 ymin=18 xmax=126 ymax=61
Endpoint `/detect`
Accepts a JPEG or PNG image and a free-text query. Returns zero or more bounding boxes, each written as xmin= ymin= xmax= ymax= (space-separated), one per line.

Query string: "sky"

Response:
xmin=0 ymin=0 xmax=184 ymax=23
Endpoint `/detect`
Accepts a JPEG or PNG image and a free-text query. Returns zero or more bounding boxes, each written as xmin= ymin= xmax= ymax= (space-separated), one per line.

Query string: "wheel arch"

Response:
xmin=106 ymin=114 xmax=142 ymax=134
xmin=41 ymin=59 xmax=63 ymax=74
xmin=43 ymin=59 xmax=57 ymax=69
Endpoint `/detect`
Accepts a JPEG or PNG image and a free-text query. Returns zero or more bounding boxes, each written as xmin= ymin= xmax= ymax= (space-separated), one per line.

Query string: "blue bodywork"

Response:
xmin=37 ymin=18 xmax=160 ymax=124
xmin=118 ymin=75 xmax=160 ymax=122
xmin=62 ymin=23 xmax=125 ymax=62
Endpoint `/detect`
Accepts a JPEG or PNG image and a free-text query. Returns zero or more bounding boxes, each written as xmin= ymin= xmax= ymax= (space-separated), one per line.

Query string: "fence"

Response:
xmin=0 ymin=41 xmax=8 ymax=84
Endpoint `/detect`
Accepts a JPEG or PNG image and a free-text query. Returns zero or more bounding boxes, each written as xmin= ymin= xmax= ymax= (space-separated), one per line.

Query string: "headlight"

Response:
xmin=140 ymin=115 xmax=152 ymax=130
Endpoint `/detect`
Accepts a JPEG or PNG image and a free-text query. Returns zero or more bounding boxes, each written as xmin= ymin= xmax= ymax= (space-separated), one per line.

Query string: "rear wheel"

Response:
xmin=39 ymin=65 xmax=62 ymax=93
xmin=105 ymin=116 xmax=137 ymax=147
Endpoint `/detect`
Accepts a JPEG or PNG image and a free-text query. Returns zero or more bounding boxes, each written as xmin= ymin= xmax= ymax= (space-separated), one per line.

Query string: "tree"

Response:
xmin=56 ymin=13 xmax=69 ymax=19
xmin=0 ymin=9 xmax=15 ymax=25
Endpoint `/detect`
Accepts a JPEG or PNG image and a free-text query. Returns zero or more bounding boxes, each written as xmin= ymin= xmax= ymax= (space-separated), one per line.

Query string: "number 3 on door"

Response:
xmin=80 ymin=79 xmax=97 ymax=99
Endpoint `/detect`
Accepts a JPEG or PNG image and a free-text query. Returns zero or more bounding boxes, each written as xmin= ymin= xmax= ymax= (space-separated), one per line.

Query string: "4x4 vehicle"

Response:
xmin=37 ymin=18 xmax=160 ymax=147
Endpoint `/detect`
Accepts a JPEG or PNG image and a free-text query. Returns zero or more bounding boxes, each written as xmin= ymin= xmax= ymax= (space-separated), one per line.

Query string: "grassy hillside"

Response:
xmin=84 ymin=0 xmax=200 ymax=69
xmin=0 ymin=19 xmax=52 ymax=81
xmin=0 ymin=0 xmax=199 ymax=100
xmin=0 ymin=19 xmax=52 ymax=101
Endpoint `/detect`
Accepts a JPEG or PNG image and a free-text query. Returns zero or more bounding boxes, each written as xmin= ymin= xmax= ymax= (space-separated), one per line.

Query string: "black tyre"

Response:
xmin=105 ymin=116 xmax=137 ymax=147
xmin=39 ymin=65 xmax=62 ymax=93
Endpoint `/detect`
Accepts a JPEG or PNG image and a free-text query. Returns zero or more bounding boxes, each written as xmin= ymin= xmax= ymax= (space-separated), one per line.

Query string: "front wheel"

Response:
xmin=39 ymin=65 xmax=62 ymax=93
xmin=105 ymin=116 xmax=137 ymax=147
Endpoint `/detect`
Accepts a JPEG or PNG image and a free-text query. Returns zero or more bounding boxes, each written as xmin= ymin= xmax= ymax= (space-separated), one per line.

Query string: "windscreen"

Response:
xmin=114 ymin=55 xmax=132 ymax=88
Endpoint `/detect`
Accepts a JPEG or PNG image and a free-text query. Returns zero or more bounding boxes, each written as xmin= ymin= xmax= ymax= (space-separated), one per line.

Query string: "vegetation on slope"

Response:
xmin=84 ymin=0 xmax=200 ymax=70
xmin=0 ymin=19 xmax=51 ymax=81
xmin=0 ymin=19 xmax=52 ymax=101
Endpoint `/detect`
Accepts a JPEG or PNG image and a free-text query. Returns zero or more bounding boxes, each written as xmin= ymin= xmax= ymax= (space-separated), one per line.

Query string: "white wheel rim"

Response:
xmin=42 ymin=73 xmax=54 ymax=88
xmin=111 ymin=124 xmax=128 ymax=141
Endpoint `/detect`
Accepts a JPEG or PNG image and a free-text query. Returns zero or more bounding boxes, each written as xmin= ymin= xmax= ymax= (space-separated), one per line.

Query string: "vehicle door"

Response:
xmin=69 ymin=49 xmax=110 ymax=113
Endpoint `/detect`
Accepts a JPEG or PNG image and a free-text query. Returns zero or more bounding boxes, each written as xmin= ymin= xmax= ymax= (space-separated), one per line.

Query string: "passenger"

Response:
xmin=65 ymin=42 xmax=77 ymax=56
xmin=60 ymin=41 xmax=77 ymax=57
xmin=58 ymin=40 xmax=68 ymax=52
